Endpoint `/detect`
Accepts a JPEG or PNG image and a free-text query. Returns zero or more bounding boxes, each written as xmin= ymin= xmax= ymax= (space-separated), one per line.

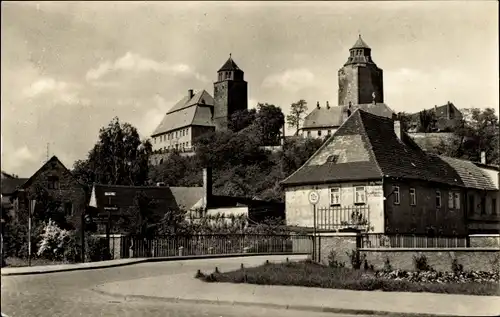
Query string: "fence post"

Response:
xmin=178 ymin=246 xmax=184 ymax=257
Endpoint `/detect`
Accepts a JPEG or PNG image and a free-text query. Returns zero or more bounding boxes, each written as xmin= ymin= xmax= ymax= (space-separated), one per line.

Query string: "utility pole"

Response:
xmin=46 ymin=143 xmax=50 ymax=162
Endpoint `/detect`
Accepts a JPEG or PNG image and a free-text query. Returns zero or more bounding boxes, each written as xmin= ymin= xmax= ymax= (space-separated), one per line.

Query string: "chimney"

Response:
xmin=480 ymin=151 xmax=486 ymax=164
xmin=202 ymin=167 xmax=212 ymax=209
xmin=326 ymin=101 xmax=330 ymax=109
xmin=316 ymin=101 xmax=320 ymax=109
xmin=188 ymin=89 xmax=194 ymax=99
xmin=394 ymin=120 xmax=403 ymax=141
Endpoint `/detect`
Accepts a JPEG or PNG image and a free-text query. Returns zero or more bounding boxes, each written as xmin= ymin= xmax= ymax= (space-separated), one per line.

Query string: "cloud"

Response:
xmin=262 ymin=68 xmax=315 ymax=92
xmin=22 ymin=77 xmax=79 ymax=104
xmin=85 ymin=52 xmax=208 ymax=82
xmin=1 ymin=144 xmax=38 ymax=173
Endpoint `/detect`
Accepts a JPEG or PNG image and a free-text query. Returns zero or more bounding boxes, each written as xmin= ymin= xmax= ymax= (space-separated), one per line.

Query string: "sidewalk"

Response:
xmin=1 ymin=253 xmax=303 ymax=276
xmin=93 ymin=272 xmax=500 ymax=317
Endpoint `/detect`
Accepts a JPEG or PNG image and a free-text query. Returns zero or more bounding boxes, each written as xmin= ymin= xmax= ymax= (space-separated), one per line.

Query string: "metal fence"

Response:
xmin=361 ymin=234 xmax=469 ymax=248
xmin=316 ymin=205 xmax=370 ymax=230
xmin=120 ymin=234 xmax=313 ymax=258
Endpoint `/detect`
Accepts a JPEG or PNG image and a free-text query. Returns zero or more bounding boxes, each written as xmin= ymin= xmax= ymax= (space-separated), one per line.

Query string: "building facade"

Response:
xmin=150 ymin=55 xmax=248 ymax=164
xmin=282 ymin=109 xmax=499 ymax=235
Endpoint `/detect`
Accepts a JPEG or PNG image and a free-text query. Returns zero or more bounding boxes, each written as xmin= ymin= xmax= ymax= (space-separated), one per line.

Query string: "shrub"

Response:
xmin=383 ymin=257 xmax=393 ymax=273
xmin=37 ymin=219 xmax=72 ymax=261
xmin=451 ymin=258 xmax=464 ymax=274
xmin=413 ymin=254 xmax=433 ymax=271
xmin=327 ymin=250 xmax=345 ymax=268
xmin=85 ymin=235 xmax=111 ymax=262
xmin=347 ymin=249 xmax=365 ymax=270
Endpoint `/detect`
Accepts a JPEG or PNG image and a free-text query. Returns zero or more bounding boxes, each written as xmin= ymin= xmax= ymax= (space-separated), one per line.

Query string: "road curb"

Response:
xmin=1 ymin=253 xmax=307 ymax=276
xmin=91 ymin=287 xmax=450 ymax=317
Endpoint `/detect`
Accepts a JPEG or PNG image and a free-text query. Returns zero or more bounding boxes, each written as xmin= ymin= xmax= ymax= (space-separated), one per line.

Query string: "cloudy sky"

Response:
xmin=1 ymin=1 xmax=498 ymax=177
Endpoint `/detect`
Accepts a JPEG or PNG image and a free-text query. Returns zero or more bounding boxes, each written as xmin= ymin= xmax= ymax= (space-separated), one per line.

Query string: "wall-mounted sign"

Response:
xmin=104 ymin=192 xmax=116 ymax=196
xmin=308 ymin=190 xmax=320 ymax=205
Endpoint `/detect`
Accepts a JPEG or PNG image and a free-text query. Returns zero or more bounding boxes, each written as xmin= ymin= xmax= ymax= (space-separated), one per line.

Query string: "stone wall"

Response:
xmin=317 ymin=233 xmax=360 ymax=267
xmin=360 ymin=248 xmax=500 ymax=272
xmin=469 ymin=235 xmax=500 ymax=248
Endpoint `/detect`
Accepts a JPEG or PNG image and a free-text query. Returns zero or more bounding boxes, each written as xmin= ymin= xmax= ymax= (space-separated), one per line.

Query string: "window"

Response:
xmin=154 ymin=138 xmax=156 ymax=144
xmin=393 ymin=186 xmax=400 ymax=204
xmin=307 ymin=131 xmax=311 ymax=137
xmin=492 ymin=198 xmax=497 ymax=215
xmin=47 ymin=176 xmax=59 ymax=189
xmin=480 ymin=197 xmax=486 ymax=215
xmin=409 ymin=188 xmax=416 ymax=206
xmin=354 ymin=186 xmax=366 ymax=204
xmin=318 ymin=130 xmax=322 ymax=136
xmin=64 ymin=202 xmax=73 ymax=217
xmin=329 ymin=187 xmax=341 ymax=206
xmin=453 ymin=193 xmax=461 ymax=209
xmin=448 ymin=192 xmax=454 ymax=208
xmin=436 ymin=190 xmax=442 ymax=208
xmin=327 ymin=130 xmax=332 ymax=135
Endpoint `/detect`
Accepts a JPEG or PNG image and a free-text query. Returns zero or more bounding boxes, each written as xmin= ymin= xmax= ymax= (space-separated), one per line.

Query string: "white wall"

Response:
xmin=285 ymin=181 xmax=385 ymax=233
xmin=152 ymin=127 xmax=193 ymax=152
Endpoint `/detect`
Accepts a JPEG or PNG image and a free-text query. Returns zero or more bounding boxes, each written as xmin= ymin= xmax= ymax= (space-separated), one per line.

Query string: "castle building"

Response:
xmin=298 ymin=35 xmax=394 ymax=139
xmin=150 ymin=55 xmax=248 ymax=162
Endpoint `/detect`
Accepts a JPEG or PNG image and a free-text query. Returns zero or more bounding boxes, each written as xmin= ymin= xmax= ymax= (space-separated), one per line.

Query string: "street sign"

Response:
xmin=308 ymin=190 xmax=320 ymax=205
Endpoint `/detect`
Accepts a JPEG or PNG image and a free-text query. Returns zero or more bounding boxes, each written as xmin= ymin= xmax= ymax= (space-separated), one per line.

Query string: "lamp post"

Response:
xmin=308 ymin=190 xmax=319 ymax=262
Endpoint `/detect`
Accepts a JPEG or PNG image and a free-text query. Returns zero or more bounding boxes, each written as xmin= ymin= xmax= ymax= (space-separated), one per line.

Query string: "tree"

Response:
xmin=115 ymin=191 xmax=160 ymax=238
xmin=228 ymin=109 xmax=256 ymax=132
xmin=418 ymin=109 xmax=437 ymax=133
xmin=73 ymin=117 xmax=152 ymax=188
xmin=254 ymin=103 xmax=285 ymax=146
xmin=286 ymin=99 xmax=308 ymax=135
xmin=395 ymin=112 xmax=412 ymax=132
xmin=434 ymin=108 xmax=499 ymax=165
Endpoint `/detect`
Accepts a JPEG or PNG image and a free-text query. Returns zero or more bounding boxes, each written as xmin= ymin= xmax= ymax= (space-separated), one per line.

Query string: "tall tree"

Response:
xmin=286 ymin=99 xmax=308 ymax=135
xmin=115 ymin=191 xmax=160 ymax=238
xmin=228 ymin=109 xmax=257 ymax=132
xmin=73 ymin=117 xmax=152 ymax=187
xmin=395 ymin=112 xmax=412 ymax=132
xmin=254 ymin=103 xmax=285 ymax=146
xmin=418 ymin=109 xmax=437 ymax=133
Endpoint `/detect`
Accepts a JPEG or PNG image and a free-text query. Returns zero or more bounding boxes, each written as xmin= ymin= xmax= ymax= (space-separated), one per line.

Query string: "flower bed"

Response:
xmin=195 ymin=260 xmax=500 ymax=296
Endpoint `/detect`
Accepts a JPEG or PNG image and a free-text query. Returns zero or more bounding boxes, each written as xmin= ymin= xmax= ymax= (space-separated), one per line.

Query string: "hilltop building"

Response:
xmin=150 ymin=55 xmax=248 ymax=164
xmin=298 ymin=35 xmax=394 ymax=139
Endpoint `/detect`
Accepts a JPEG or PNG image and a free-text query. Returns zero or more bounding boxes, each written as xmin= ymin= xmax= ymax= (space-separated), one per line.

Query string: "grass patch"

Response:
xmin=197 ymin=260 xmax=500 ymax=296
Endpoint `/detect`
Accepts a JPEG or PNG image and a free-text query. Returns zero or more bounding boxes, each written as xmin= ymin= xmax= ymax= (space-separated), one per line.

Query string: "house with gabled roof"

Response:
xmin=150 ymin=55 xmax=248 ymax=164
xmin=11 ymin=156 xmax=87 ymax=229
xmin=297 ymin=35 xmax=395 ymax=139
xmin=281 ymin=109 xmax=499 ymax=235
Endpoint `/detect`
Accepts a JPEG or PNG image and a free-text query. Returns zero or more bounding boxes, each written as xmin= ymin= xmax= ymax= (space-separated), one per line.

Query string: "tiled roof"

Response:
xmin=152 ymin=90 xmax=214 ymax=136
xmin=438 ymin=156 xmax=497 ymax=191
xmin=90 ymin=184 xmax=204 ymax=217
xmin=1 ymin=178 xmax=28 ymax=195
xmin=302 ymin=103 xmax=394 ymax=129
xmin=282 ymin=109 xmax=481 ymax=188
xmin=218 ymin=56 xmax=240 ymax=72
xmin=351 ymin=35 xmax=370 ymax=49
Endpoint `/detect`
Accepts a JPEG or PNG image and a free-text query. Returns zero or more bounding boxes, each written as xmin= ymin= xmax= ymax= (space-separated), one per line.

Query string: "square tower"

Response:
xmin=338 ymin=35 xmax=384 ymax=106
xmin=213 ymin=55 xmax=248 ymax=130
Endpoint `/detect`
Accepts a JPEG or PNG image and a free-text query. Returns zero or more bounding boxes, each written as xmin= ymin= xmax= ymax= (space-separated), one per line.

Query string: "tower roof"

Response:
xmin=351 ymin=35 xmax=370 ymax=49
xmin=218 ymin=54 xmax=241 ymax=72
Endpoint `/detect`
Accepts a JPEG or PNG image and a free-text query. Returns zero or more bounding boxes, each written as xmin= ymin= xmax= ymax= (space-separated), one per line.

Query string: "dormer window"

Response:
xmin=326 ymin=155 xmax=339 ymax=164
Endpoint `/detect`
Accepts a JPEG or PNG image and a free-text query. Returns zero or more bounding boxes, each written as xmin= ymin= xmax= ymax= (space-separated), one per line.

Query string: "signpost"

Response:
xmin=28 ymin=200 xmax=36 ymax=267
xmin=308 ymin=190 xmax=319 ymax=262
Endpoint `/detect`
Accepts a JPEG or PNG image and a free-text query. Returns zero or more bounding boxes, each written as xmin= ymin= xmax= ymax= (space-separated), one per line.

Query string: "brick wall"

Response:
xmin=360 ymin=248 xmax=500 ymax=272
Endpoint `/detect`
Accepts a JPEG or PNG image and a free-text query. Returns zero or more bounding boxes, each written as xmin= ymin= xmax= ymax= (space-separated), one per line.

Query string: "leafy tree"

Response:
xmin=418 ymin=109 xmax=437 ymax=133
xmin=73 ymin=117 xmax=152 ymax=188
xmin=148 ymin=151 xmax=202 ymax=187
xmin=254 ymin=103 xmax=285 ymax=146
xmin=286 ymin=99 xmax=308 ymax=134
xmin=228 ymin=109 xmax=256 ymax=132
xmin=115 ymin=191 xmax=160 ymax=238
xmin=435 ymin=108 xmax=499 ymax=165
xmin=395 ymin=112 xmax=412 ymax=132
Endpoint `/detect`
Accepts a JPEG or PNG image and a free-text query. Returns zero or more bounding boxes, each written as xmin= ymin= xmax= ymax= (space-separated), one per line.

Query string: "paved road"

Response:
xmin=1 ymin=255 xmax=368 ymax=317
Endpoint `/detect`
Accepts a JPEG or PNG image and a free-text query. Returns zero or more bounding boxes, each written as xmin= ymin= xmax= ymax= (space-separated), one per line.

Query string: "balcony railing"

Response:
xmin=315 ymin=205 xmax=370 ymax=231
